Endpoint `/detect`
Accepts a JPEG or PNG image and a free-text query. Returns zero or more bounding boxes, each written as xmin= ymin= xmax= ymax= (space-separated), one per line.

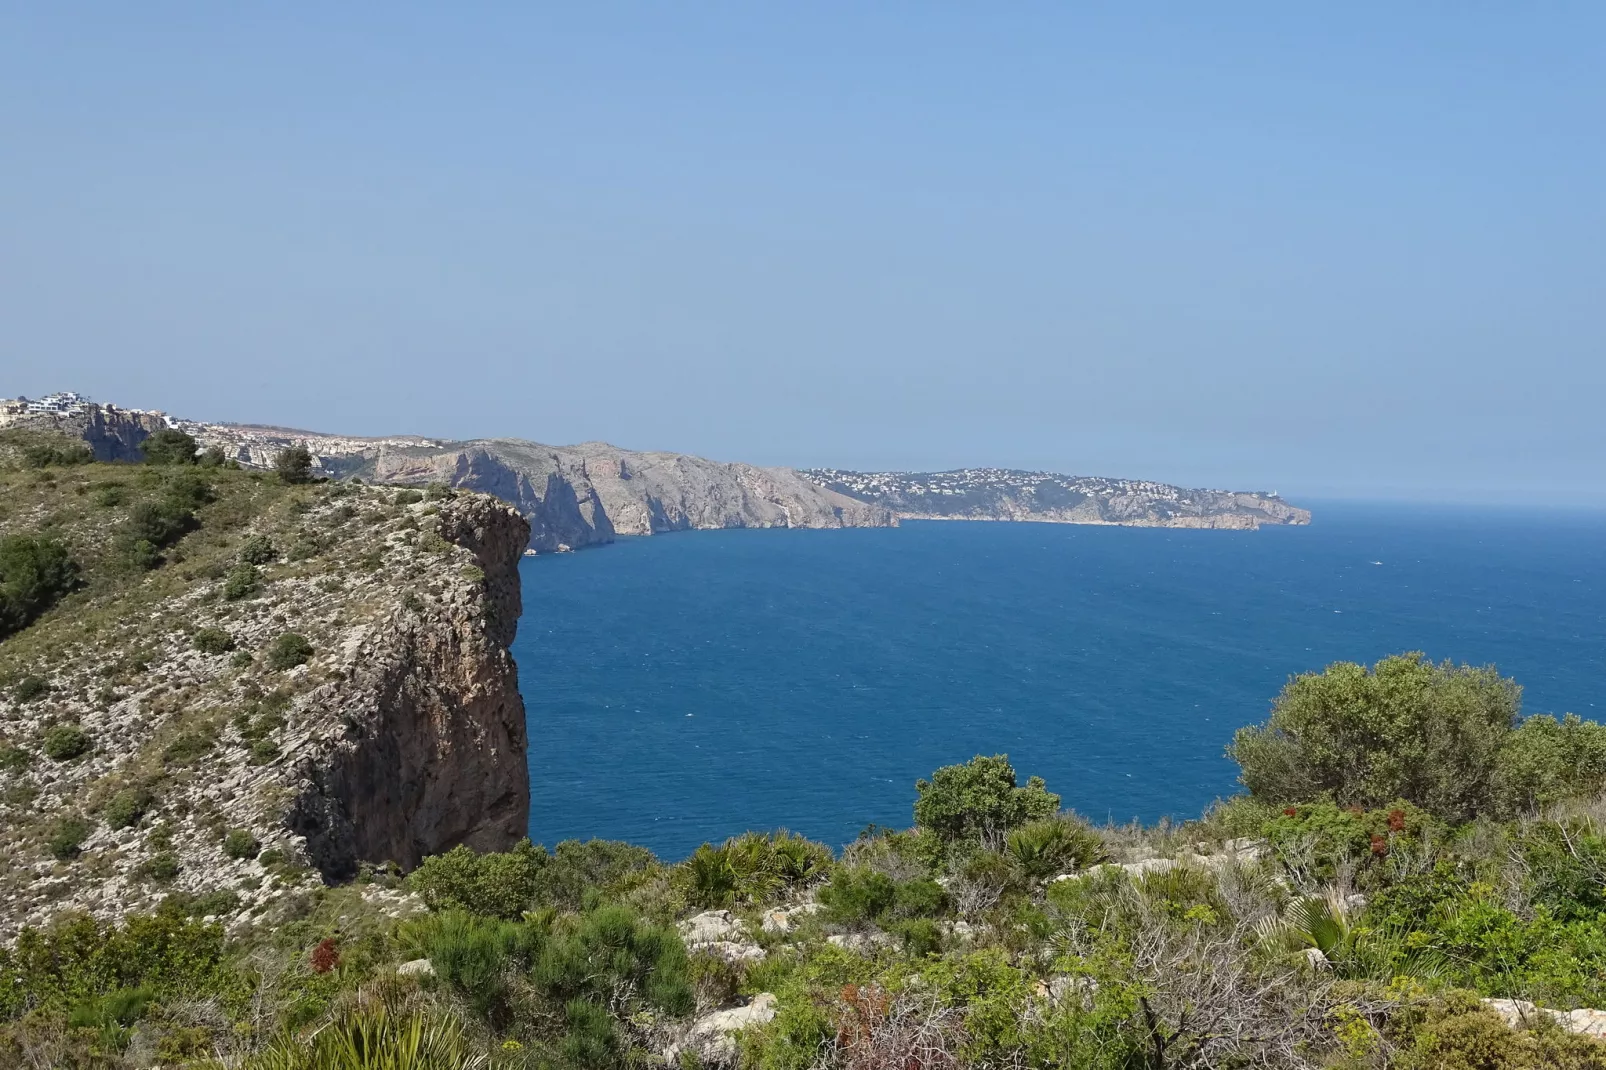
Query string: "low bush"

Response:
xmin=12 ymin=675 xmax=50 ymax=702
xmin=191 ymin=626 xmax=235 ymax=654
xmin=103 ymin=787 xmax=154 ymax=830
xmin=139 ymin=429 xmax=198 ymax=466
xmin=139 ymin=852 xmax=180 ymax=882
xmin=681 ymin=831 xmax=834 ymax=908
xmin=410 ymin=839 xmax=548 ymax=918
xmin=221 ymin=564 xmax=260 ymax=601
xmin=41 ymin=724 xmax=92 ymax=761
xmin=1004 ymin=815 xmax=1105 ymax=879
xmin=0 ymin=534 xmax=79 ymax=639
xmin=47 ymin=816 xmax=91 ymax=860
xmin=162 ymin=731 xmax=214 ymax=766
xmin=237 ymin=534 xmax=277 ymax=565
xmin=394 ymin=489 xmax=424 ymax=506
xmin=266 ymin=633 xmax=313 ymax=671
xmin=222 ymin=829 xmax=259 ymax=860
xmin=914 ymin=753 xmax=1060 ymax=846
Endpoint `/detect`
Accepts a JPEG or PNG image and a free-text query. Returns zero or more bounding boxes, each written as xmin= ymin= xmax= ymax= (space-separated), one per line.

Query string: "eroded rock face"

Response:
xmin=367 ymin=438 xmax=895 ymax=552
xmin=285 ymin=494 xmax=531 ymax=878
xmin=0 ymin=481 xmax=532 ymax=936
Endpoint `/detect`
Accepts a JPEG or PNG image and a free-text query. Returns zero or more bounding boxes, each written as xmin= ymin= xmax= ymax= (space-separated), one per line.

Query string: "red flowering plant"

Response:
xmin=309 ymin=937 xmax=340 ymax=974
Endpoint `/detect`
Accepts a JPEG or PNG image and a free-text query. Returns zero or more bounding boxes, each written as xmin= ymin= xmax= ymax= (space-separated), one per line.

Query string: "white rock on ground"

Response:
xmin=679 ymin=910 xmax=765 ymax=963
xmin=665 ymin=993 xmax=778 ymax=1065
xmin=396 ymin=958 xmax=435 ymax=978
xmin=761 ymin=902 xmax=822 ymax=934
xmin=680 ymin=910 xmax=745 ymax=944
xmin=1483 ymin=998 xmax=1606 ymax=1038
xmin=827 ymin=929 xmax=897 ymax=954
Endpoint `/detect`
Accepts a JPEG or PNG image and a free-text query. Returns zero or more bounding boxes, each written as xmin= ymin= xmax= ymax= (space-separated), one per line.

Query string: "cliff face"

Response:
xmin=0 ymin=466 xmax=531 ymax=935
xmin=284 ymin=495 xmax=531 ymax=879
xmin=2 ymin=405 xmax=166 ymax=462
xmin=369 ymin=442 xmax=615 ymax=552
xmin=362 ymin=438 xmax=895 ymax=550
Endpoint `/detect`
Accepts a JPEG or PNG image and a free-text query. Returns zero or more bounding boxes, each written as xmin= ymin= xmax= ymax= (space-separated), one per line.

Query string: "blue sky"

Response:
xmin=2 ymin=5 xmax=1602 ymax=501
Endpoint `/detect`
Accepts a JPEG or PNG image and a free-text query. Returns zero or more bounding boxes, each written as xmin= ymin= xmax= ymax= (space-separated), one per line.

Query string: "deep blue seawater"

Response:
xmin=515 ymin=503 xmax=1606 ymax=860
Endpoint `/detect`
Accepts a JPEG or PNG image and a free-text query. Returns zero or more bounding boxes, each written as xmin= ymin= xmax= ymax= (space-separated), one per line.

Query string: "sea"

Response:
xmin=514 ymin=503 xmax=1606 ymax=860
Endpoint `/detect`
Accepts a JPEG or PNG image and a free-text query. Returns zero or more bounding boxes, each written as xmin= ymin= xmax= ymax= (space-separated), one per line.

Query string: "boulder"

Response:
xmin=761 ymin=902 xmax=822 ymax=934
xmin=666 ymin=993 xmax=778 ymax=1065
xmin=680 ymin=909 xmax=745 ymax=945
xmin=1483 ymin=998 xmax=1606 ymax=1038
xmin=827 ymin=929 xmax=897 ymax=955
xmin=396 ymin=958 xmax=436 ymax=978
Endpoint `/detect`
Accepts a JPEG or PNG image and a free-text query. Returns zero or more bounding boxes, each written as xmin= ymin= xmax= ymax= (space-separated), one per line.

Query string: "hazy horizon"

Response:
xmin=3 ymin=7 xmax=1602 ymax=505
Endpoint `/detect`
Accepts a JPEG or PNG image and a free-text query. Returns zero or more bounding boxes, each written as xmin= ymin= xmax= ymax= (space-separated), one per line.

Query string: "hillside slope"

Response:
xmin=0 ymin=444 xmax=529 ymax=937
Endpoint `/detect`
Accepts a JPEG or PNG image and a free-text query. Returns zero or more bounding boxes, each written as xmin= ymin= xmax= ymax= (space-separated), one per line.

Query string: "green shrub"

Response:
xmin=266 ymin=633 xmax=313 ymax=671
xmin=103 ymin=787 xmax=154 ymax=830
xmin=41 ymin=724 xmax=92 ymax=761
xmin=410 ymin=840 xmax=549 ymax=918
xmin=231 ymin=1003 xmax=479 ymax=1070
xmin=191 ymin=626 xmax=235 ymax=654
xmin=819 ymin=867 xmax=899 ymax=926
xmin=274 ymin=445 xmax=314 ymax=485
xmin=0 ymin=743 xmax=31 ymax=772
xmin=0 ymin=912 xmax=226 ymax=1018
xmin=16 ymin=436 xmax=93 ymax=467
xmin=237 ymin=534 xmax=277 ymax=565
xmin=682 ymin=831 xmax=835 ymax=908
xmin=402 ymin=910 xmax=546 ymax=1020
xmin=248 ymin=739 xmax=279 ymax=764
xmin=914 ymin=754 xmax=1060 ymax=844
xmin=162 ymin=731 xmax=214 ymax=765
xmin=532 ymin=904 xmax=694 ymax=1016
xmin=13 ymin=675 xmax=50 ymax=702
xmin=221 ymin=564 xmax=260 ymax=601
xmin=1496 ymin=713 xmax=1606 ymax=814
xmin=119 ymin=500 xmax=195 ymax=568
xmin=222 ymin=829 xmax=260 ymax=860
xmin=1004 ymin=816 xmax=1105 ymax=879
xmin=139 ymin=852 xmax=180 ymax=881
xmin=139 ymin=429 xmax=198 ymax=466
xmin=424 ymin=482 xmax=454 ymax=501
xmin=231 ymin=650 xmax=253 ymax=668
xmin=394 ymin=489 xmax=424 ymax=506
xmin=92 ymin=483 xmax=126 ymax=506
xmin=161 ymin=471 xmax=215 ymax=510
xmin=531 ymin=838 xmax=659 ymax=912
xmin=0 ymin=534 xmax=79 ymax=638
xmin=1228 ymin=653 xmax=1557 ymax=822
xmin=47 ymin=816 xmax=91 ymax=860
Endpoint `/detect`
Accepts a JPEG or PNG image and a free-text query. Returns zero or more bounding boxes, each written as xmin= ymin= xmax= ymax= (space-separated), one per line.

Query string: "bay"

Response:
xmin=516 ymin=503 xmax=1606 ymax=859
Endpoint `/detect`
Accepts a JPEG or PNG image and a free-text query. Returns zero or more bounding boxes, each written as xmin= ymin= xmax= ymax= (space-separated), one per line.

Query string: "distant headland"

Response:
xmin=1 ymin=391 xmax=1310 ymax=550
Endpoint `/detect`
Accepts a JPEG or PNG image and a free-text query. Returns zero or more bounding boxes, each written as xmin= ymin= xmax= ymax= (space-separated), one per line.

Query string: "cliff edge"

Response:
xmin=0 ymin=456 xmax=530 ymax=936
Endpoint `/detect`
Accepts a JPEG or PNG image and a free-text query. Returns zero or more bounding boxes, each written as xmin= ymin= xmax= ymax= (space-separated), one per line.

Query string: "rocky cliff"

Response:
xmin=0 ymin=461 xmax=530 ymax=936
xmin=359 ymin=438 xmax=895 ymax=550
xmin=0 ymin=404 xmax=169 ymax=463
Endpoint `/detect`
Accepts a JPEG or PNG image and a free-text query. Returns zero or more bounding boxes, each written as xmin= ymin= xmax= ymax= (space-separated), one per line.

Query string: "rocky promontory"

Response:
xmin=804 ymin=468 xmax=1311 ymax=530
xmin=0 ymin=458 xmax=530 ymax=936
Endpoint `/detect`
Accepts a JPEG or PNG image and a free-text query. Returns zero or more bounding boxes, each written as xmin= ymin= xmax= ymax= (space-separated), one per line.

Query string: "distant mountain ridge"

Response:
xmin=2 ymin=392 xmax=1310 ymax=546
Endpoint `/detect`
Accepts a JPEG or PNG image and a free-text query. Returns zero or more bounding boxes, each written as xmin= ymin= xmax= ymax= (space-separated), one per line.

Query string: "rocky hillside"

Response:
xmin=0 ymin=440 xmax=530 ymax=938
xmin=354 ymin=438 xmax=896 ymax=551
xmin=805 ymin=467 xmax=1312 ymax=529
